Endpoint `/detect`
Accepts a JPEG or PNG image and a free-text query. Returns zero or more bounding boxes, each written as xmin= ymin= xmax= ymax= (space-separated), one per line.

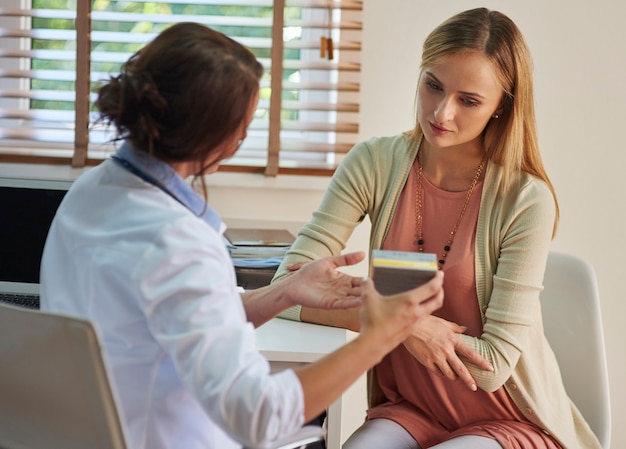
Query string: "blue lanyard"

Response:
xmin=110 ymin=148 xmax=223 ymax=232
xmin=111 ymin=155 xmax=188 ymax=210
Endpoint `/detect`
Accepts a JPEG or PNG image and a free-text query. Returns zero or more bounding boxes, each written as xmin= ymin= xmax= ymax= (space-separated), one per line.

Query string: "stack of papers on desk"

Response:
xmin=225 ymin=228 xmax=295 ymax=268
xmin=229 ymin=256 xmax=286 ymax=269
xmin=225 ymin=228 xmax=296 ymax=247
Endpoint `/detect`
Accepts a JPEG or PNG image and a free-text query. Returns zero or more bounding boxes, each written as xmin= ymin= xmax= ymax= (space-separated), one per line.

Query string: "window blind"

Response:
xmin=0 ymin=0 xmax=362 ymax=176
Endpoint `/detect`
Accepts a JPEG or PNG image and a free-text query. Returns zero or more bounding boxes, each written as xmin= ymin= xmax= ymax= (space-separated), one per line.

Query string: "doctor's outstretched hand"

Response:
xmin=282 ymin=251 xmax=366 ymax=310
xmin=242 ymin=251 xmax=367 ymax=327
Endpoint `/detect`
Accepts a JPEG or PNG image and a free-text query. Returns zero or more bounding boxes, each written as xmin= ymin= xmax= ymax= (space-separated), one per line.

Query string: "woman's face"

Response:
xmin=417 ymin=51 xmax=503 ymax=152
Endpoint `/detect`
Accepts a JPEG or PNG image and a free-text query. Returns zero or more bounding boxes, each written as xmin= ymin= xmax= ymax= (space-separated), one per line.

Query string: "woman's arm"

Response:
xmin=273 ymin=142 xmax=377 ymax=286
xmin=300 ymin=305 xmax=361 ymax=331
xmin=270 ymin=143 xmax=377 ymax=325
xmin=461 ymin=178 xmax=556 ymax=392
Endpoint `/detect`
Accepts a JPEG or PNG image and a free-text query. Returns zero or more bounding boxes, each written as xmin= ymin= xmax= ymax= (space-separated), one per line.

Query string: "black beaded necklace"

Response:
xmin=415 ymin=151 xmax=486 ymax=269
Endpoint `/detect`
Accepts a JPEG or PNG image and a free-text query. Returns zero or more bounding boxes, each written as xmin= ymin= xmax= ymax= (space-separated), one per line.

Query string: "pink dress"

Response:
xmin=367 ymin=159 xmax=560 ymax=449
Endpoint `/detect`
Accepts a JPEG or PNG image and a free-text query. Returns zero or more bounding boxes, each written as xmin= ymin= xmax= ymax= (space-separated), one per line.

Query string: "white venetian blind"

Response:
xmin=0 ymin=0 xmax=362 ymax=176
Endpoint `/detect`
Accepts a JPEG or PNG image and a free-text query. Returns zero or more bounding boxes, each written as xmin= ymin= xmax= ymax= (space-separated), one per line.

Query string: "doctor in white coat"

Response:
xmin=40 ymin=22 xmax=445 ymax=449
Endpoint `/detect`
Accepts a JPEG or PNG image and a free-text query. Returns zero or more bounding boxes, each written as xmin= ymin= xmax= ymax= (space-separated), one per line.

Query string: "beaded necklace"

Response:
xmin=415 ymin=151 xmax=486 ymax=268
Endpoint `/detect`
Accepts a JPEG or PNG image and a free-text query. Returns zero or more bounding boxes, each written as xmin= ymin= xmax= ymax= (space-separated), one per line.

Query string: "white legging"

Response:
xmin=342 ymin=418 xmax=503 ymax=449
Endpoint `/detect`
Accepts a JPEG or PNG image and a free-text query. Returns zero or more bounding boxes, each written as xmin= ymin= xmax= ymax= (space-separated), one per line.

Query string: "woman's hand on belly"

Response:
xmin=402 ymin=315 xmax=493 ymax=391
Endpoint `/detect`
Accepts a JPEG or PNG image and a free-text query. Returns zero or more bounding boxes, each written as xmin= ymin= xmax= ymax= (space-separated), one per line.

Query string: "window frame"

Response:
xmin=0 ymin=0 xmax=362 ymax=177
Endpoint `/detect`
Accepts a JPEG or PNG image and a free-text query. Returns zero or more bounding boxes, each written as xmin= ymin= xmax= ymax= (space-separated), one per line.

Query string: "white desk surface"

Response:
xmin=255 ymin=317 xmax=363 ymax=449
xmin=256 ymin=317 xmax=354 ymax=363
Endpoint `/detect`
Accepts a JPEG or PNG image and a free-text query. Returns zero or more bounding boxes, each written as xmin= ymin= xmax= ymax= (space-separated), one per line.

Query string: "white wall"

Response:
xmin=210 ymin=1 xmax=625 ymax=447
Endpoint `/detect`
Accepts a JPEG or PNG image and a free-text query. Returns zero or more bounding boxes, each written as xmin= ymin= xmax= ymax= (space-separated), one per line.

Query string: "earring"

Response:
xmin=493 ymin=114 xmax=499 ymax=119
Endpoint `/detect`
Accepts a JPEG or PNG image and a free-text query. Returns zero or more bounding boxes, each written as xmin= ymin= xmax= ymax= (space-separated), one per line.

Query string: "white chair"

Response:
xmin=540 ymin=251 xmax=611 ymax=448
xmin=0 ymin=302 xmax=129 ymax=449
xmin=0 ymin=303 xmax=323 ymax=449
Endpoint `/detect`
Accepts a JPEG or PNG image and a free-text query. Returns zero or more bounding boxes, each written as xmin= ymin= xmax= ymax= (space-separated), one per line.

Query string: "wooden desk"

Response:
xmin=256 ymin=318 xmax=364 ymax=449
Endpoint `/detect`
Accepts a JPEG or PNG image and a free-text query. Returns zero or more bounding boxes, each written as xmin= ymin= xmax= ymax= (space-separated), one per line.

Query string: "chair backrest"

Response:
xmin=540 ymin=251 xmax=611 ymax=448
xmin=0 ymin=303 xmax=129 ymax=449
xmin=0 ymin=302 xmax=324 ymax=449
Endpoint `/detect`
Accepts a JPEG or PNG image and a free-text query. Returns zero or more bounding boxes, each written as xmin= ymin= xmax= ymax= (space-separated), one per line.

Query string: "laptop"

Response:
xmin=0 ymin=176 xmax=72 ymax=308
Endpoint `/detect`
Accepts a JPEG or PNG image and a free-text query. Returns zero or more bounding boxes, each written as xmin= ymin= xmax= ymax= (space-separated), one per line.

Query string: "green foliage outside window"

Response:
xmin=30 ymin=1 xmax=299 ymax=121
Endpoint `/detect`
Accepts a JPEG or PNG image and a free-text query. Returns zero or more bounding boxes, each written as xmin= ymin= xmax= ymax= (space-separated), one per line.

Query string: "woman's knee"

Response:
xmin=342 ymin=419 xmax=421 ymax=449
xmin=430 ymin=435 xmax=503 ymax=449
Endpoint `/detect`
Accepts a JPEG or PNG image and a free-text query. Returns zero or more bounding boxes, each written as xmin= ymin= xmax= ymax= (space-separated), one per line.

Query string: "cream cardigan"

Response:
xmin=274 ymin=134 xmax=601 ymax=449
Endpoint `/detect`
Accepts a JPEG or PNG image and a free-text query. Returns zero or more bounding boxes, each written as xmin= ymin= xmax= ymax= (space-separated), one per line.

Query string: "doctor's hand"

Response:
xmin=357 ymin=272 xmax=445 ymax=358
xmin=284 ymin=251 xmax=366 ymax=310
xmin=402 ymin=316 xmax=493 ymax=391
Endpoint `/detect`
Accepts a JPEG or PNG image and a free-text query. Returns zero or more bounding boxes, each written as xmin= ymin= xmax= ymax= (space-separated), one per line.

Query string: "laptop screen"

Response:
xmin=0 ymin=177 xmax=72 ymax=295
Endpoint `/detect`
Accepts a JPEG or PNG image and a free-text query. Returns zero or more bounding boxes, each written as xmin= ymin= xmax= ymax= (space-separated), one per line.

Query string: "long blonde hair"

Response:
xmin=408 ymin=8 xmax=559 ymax=235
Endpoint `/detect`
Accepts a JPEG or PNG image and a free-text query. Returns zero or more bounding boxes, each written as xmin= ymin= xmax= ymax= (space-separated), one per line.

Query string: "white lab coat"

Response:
xmin=40 ymin=148 xmax=304 ymax=449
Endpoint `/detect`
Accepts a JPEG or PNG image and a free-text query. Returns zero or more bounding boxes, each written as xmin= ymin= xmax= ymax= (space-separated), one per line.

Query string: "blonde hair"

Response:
xmin=408 ymin=8 xmax=559 ymax=235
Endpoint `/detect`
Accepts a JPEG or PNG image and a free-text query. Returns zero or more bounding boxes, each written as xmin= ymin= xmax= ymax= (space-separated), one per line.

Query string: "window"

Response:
xmin=0 ymin=0 xmax=362 ymax=176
